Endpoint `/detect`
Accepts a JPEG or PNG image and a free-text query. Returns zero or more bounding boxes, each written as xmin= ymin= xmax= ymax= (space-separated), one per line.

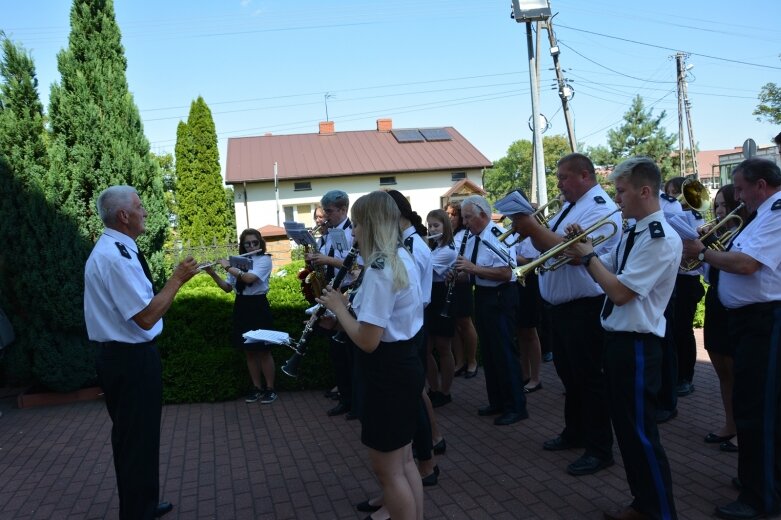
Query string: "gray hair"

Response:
xmin=97 ymin=185 xmax=138 ymax=226
xmin=461 ymin=195 xmax=491 ymax=217
xmin=321 ymin=190 xmax=349 ymax=209
xmin=609 ymin=157 xmax=661 ymax=192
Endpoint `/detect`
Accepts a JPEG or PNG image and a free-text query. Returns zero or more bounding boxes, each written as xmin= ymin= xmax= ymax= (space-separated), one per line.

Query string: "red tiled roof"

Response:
xmin=225 ymin=125 xmax=492 ymax=183
xmin=696 ymin=148 xmax=739 ymax=176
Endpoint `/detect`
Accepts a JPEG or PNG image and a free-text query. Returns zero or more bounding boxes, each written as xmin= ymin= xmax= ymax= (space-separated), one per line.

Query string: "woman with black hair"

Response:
xmin=203 ymin=228 xmax=276 ymax=404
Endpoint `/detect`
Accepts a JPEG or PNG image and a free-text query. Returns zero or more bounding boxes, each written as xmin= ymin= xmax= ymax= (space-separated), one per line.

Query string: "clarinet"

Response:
xmin=440 ymin=229 xmax=470 ymax=318
xmin=282 ymin=247 xmax=358 ymax=378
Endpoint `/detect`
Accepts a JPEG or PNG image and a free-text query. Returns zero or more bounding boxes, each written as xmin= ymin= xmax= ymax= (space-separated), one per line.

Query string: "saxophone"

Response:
xmin=298 ymin=221 xmax=329 ymax=304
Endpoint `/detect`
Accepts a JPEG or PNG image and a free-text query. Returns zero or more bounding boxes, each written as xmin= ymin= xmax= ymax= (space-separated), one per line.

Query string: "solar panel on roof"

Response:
xmin=391 ymin=129 xmax=425 ymax=143
xmin=420 ymin=128 xmax=452 ymax=142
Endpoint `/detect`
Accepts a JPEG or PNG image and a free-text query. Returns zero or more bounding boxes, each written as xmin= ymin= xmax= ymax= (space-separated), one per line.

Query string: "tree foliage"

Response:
xmin=483 ymin=134 xmax=570 ymax=202
xmin=753 ymin=82 xmax=781 ymax=125
xmin=174 ymin=97 xmax=236 ymax=246
xmin=587 ymin=95 xmax=677 ymax=178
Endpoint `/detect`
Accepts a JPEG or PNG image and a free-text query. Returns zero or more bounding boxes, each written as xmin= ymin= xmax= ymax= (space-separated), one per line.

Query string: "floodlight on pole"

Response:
xmin=511 ymin=0 xmax=552 ymax=21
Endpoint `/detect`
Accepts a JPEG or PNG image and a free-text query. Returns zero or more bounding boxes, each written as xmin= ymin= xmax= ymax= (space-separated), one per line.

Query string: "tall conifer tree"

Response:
xmin=175 ymin=97 xmax=236 ymax=247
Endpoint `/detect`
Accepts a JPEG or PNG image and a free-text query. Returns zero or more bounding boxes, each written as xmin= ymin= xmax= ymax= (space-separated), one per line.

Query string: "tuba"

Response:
xmin=298 ymin=221 xmax=329 ymax=304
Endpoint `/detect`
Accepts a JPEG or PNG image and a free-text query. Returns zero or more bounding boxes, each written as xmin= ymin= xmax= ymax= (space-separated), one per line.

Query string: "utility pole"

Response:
xmin=675 ymin=52 xmax=699 ymax=178
xmin=526 ymin=20 xmax=548 ymax=208
xmin=541 ymin=18 xmax=577 ymax=152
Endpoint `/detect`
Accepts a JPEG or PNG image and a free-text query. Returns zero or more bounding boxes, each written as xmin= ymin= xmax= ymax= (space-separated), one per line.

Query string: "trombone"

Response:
xmin=513 ymin=209 xmax=622 ymax=286
xmin=680 ymin=202 xmax=745 ymax=271
xmin=497 ymin=197 xmax=564 ymax=247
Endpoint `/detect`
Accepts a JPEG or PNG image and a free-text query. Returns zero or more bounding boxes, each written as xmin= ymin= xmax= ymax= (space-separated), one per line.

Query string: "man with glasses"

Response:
xmin=306 ymin=190 xmax=358 ymax=418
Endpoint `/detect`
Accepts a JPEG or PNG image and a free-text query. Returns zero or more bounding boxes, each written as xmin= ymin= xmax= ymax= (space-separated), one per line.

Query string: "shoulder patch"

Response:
xmin=660 ymin=193 xmax=676 ymax=203
xmin=594 ymin=195 xmax=606 ymax=204
xmin=772 ymin=199 xmax=781 ymax=211
xmin=370 ymin=257 xmax=386 ymax=270
xmin=648 ymin=221 xmax=665 ymax=238
xmin=404 ymin=235 xmax=414 ymax=253
xmin=448 ymin=242 xmax=456 ymax=250
xmin=114 ymin=242 xmax=131 ymax=259
xmin=490 ymin=226 xmax=502 ymax=238
xmin=691 ymin=210 xmax=703 ymax=220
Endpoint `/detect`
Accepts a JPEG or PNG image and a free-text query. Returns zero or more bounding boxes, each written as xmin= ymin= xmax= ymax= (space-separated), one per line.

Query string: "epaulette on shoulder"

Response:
xmin=648 ymin=221 xmax=665 ymax=238
xmin=772 ymin=199 xmax=781 ymax=211
xmin=371 ymin=257 xmax=386 ymax=270
xmin=594 ymin=195 xmax=606 ymax=204
xmin=660 ymin=193 xmax=677 ymax=203
xmin=490 ymin=226 xmax=502 ymax=238
xmin=114 ymin=242 xmax=131 ymax=259
xmin=691 ymin=210 xmax=703 ymax=220
xmin=448 ymin=242 xmax=456 ymax=250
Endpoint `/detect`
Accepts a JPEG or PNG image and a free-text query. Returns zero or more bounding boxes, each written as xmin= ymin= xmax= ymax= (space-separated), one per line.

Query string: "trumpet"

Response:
xmin=513 ymin=209 xmax=621 ymax=286
xmin=680 ymin=202 xmax=744 ymax=271
xmin=497 ymin=197 xmax=564 ymax=246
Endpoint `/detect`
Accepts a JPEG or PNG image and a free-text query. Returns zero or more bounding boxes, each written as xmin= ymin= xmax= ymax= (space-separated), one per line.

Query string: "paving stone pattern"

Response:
xmin=0 ymin=331 xmax=739 ymax=519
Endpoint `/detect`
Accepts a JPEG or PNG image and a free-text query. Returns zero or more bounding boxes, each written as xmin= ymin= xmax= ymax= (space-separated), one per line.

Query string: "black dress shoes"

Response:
xmin=464 ymin=365 xmax=479 ymax=379
xmin=355 ymin=499 xmax=381 ymax=513
xmin=454 ymin=364 xmax=466 ymax=377
xmin=655 ymin=408 xmax=678 ymax=424
xmin=567 ymin=455 xmax=614 ymax=476
xmin=714 ymin=500 xmax=765 ymax=520
xmin=422 ymin=465 xmax=439 ymax=486
xmin=433 ymin=438 xmax=447 ymax=455
xmin=327 ymin=402 xmax=350 ymax=416
xmin=704 ymin=432 xmax=735 ymax=443
xmin=345 ymin=410 xmax=359 ymax=421
xmin=494 ymin=412 xmax=526 ymax=426
xmin=543 ymin=435 xmax=581 ymax=451
xmin=477 ymin=405 xmax=501 ymax=416
xmin=720 ymin=440 xmax=739 ymax=452
xmin=154 ymin=502 xmax=174 ymax=517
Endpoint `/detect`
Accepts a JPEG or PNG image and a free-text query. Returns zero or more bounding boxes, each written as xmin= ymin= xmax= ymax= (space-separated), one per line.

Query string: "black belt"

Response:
xmin=474 ymin=282 xmax=513 ymax=294
xmin=552 ymin=294 xmax=603 ymax=310
xmin=728 ymin=301 xmax=781 ymax=315
xmin=97 ymin=340 xmax=156 ymax=349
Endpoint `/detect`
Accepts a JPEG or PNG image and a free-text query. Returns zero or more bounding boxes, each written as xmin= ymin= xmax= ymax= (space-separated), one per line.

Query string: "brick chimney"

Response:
xmin=376 ymin=118 xmax=392 ymax=132
xmin=319 ymin=121 xmax=334 ymax=135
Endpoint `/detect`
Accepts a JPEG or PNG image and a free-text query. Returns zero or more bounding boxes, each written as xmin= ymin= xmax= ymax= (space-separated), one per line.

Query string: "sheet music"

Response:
xmin=243 ymin=329 xmax=291 ymax=345
xmin=328 ymin=228 xmax=349 ymax=252
xmin=283 ymin=221 xmax=317 ymax=247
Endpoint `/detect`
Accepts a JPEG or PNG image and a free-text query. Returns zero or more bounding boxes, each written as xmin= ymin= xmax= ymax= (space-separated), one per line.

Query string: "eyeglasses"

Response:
xmin=243 ymin=240 xmax=260 ymax=247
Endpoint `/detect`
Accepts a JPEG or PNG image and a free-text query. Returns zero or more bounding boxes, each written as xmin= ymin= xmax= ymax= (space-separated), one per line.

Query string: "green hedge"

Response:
xmin=159 ymin=260 xmax=335 ymax=403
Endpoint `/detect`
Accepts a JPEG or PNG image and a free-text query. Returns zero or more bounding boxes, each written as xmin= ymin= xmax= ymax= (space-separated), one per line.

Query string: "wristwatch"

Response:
xmin=697 ymin=247 xmax=707 ymax=262
xmin=581 ymin=252 xmax=598 ymax=267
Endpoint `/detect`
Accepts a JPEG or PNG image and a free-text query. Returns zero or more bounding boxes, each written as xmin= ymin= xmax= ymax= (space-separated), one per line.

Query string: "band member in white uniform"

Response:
xmin=84 ymin=185 xmax=197 ymax=519
xmin=567 ymin=157 xmax=680 ymax=520
xmin=318 ymin=190 xmax=426 ymax=520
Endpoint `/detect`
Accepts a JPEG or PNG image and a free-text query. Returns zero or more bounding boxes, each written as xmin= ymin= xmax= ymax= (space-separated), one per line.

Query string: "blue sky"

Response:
xmin=2 ymin=0 xmax=780 ymax=174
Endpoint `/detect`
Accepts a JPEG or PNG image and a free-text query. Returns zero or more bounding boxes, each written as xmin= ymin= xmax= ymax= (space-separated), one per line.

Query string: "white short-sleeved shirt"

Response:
xmin=227 ymin=254 xmax=272 ymax=295
xmin=466 ymin=223 xmax=516 ymax=287
xmin=539 ymin=184 xmax=621 ymax=305
xmin=719 ymin=192 xmax=781 ymax=308
xmin=598 ymin=210 xmax=683 ymax=337
xmin=352 ymin=247 xmax=424 ymax=342
xmin=431 ymin=241 xmax=457 ymax=282
xmin=516 ymin=236 xmax=540 ymax=261
xmin=84 ymin=229 xmax=161 ymax=343
xmin=402 ymin=227 xmax=433 ymax=305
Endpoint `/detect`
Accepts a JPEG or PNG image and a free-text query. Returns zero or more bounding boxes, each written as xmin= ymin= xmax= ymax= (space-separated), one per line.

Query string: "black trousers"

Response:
xmin=673 ymin=275 xmax=705 ymax=384
xmin=604 ymin=332 xmax=677 ymax=520
xmin=729 ymin=302 xmax=781 ymax=514
xmin=330 ymin=336 xmax=353 ymax=407
xmin=474 ymin=283 xmax=526 ymax=415
xmin=550 ymin=296 xmax=613 ymax=459
xmin=658 ymin=296 xmax=678 ymax=413
xmin=96 ymin=341 xmax=162 ymax=520
xmin=411 ymin=330 xmax=433 ymax=462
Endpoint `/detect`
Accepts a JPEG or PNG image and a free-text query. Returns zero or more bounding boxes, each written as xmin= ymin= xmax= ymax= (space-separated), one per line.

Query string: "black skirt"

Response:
xmin=425 ymin=282 xmax=456 ymax=337
xmin=356 ymin=330 xmax=424 ymax=452
xmin=703 ymin=286 xmax=733 ymax=356
xmin=516 ymin=272 xmax=542 ymax=328
xmin=231 ymin=293 xmax=274 ymax=351
xmin=452 ymin=281 xmax=474 ymax=318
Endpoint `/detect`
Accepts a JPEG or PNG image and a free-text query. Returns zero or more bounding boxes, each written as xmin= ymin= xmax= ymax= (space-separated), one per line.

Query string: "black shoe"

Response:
xmin=567 ymin=455 xmax=614 ymax=476
xmin=464 ymin=365 xmax=479 ymax=379
xmin=431 ymin=392 xmax=452 ymax=408
xmin=542 ymin=351 xmax=553 ymax=362
xmin=714 ymin=500 xmax=764 ymax=520
xmin=676 ymin=381 xmax=695 ymax=397
xmin=154 ymin=502 xmax=174 ymax=518
xmin=704 ymin=432 xmax=735 ymax=444
xmin=327 ymin=402 xmax=350 ymax=416
xmin=494 ymin=412 xmax=526 ymax=425
xmin=478 ymin=405 xmax=501 ymax=416
xmin=524 ymin=382 xmax=543 ymax=393
xmin=655 ymin=408 xmax=678 ymax=424
xmin=345 ymin=410 xmax=359 ymax=421
xmin=422 ymin=465 xmax=439 ymax=486
xmin=732 ymin=477 xmax=742 ymax=491
xmin=324 ymin=388 xmax=339 ymax=399
xmin=433 ymin=438 xmax=447 ymax=455
xmin=720 ymin=440 xmax=739 ymax=452
xmin=543 ymin=435 xmax=580 ymax=451
xmin=454 ymin=364 xmax=467 ymax=377
xmin=355 ymin=500 xmax=381 ymax=513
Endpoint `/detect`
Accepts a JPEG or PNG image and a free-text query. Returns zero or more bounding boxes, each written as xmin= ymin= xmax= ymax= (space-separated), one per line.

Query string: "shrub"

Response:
xmin=159 ymin=260 xmax=335 ymax=403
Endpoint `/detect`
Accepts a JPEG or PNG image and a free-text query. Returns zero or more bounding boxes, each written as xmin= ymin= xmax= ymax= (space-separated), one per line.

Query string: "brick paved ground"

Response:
xmin=0 ymin=331 xmax=740 ymax=519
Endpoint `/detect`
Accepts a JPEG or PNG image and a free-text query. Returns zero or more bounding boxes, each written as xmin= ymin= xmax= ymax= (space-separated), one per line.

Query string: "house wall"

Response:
xmin=233 ymin=168 xmax=484 ymax=231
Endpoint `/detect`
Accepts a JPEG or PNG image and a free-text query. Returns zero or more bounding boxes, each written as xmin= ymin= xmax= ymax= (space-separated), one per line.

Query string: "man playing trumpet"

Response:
xmin=510 ymin=153 xmax=620 ymax=477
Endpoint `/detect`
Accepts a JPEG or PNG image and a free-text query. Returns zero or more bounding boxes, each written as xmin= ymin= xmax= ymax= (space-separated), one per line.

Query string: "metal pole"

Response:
xmin=526 ymin=21 xmax=548 ymax=207
xmin=274 ymin=161 xmax=280 ymax=226
xmin=543 ymin=19 xmax=577 ymax=152
xmin=675 ymin=53 xmax=686 ymax=176
xmin=680 ymin=56 xmax=700 ymax=178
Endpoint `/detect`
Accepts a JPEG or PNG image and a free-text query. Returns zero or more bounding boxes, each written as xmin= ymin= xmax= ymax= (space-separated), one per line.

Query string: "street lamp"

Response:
xmin=512 ymin=0 xmax=552 ymax=207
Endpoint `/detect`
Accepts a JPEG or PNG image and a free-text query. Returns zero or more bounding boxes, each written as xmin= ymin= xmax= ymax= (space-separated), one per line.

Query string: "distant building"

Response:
xmin=225 ymin=119 xmax=491 ymax=236
xmin=717 ymin=144 xmax=781 ymax=187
